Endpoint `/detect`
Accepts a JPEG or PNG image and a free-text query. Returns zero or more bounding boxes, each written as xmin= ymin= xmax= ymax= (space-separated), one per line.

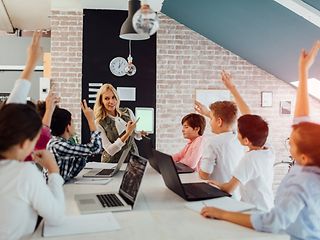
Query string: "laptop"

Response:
xmin=153 ymin=149 xmax=231 ymax=201
xmin=75 ymin=153 xmax=148 ymax=213
xmin=142 ymin=136 xmax=194 ymax=174
xmin=83 ymin=146 xmax=131 ymax=178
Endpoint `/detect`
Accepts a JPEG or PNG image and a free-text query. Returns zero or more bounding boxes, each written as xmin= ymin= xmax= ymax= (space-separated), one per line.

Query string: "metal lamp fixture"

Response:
xmin=125 ymin=40 xmax=137 ymax=76
xmin=132 ymin=0 xmax=159 ymax=36
xmin=120 ymin=0 xmax=150 ymax=40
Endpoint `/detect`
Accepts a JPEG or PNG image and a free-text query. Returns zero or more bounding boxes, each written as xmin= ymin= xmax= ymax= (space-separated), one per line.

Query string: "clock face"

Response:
xmin=109 ymin=57 xmax=128 ymax=77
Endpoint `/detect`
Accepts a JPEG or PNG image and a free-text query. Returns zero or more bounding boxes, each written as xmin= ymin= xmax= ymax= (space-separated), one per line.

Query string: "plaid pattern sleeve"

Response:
xmin=47 ymin=131 xmax=102 ymax=182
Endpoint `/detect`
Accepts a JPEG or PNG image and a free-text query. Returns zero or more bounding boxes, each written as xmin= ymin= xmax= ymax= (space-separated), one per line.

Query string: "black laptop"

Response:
xmin=142 ymin=136 xmax=194 ymax=174
xmin=153 ymin=149 xmax=231 ymax=201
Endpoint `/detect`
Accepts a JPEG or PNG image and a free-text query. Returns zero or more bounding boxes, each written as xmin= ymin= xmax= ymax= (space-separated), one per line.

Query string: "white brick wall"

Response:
xmin=50 ymin=10 xmax=83 ymax=135
xmin=50 ymin=11 xmax=320 ymax=192
xmin=156 ymin=13 xmax=320 ymax=191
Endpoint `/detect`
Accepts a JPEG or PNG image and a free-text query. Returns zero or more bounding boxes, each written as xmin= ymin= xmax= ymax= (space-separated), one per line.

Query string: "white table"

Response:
xmin=31 ymin=165 xmax=289 ymax=240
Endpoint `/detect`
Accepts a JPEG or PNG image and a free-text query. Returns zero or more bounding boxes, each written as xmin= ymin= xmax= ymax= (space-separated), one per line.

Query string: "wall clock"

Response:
xmin=109 ymin=57 xmax=128 ymax=77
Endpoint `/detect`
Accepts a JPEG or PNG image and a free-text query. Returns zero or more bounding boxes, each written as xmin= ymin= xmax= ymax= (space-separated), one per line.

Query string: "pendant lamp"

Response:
xmin=119 ymin=0 xmax=150 ymax=40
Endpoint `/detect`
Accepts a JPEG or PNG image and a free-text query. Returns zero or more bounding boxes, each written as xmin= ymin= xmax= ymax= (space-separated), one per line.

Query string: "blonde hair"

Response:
xmin=94 ymin=83 xmax=123 ymax=122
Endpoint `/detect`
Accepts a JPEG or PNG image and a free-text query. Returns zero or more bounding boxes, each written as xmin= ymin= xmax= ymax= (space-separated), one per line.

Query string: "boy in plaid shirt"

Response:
xmin=47 ymin=100 xmax=102 ymax=182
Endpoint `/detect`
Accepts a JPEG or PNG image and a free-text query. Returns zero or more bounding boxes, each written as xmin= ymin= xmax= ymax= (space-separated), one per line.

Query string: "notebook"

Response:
xmin=43 ymin=212 xmax=120 ymax=237
xmin=75 ymin=153 xmax=148 ymax=213
xmin=185 ymin=197 xmax=256 ymax=213
xmin=153 ymin=149 xmax=230 ymax=201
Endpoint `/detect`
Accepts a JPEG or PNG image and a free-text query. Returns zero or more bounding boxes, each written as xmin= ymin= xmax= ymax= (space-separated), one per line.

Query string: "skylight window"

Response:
xmin=290 ymin=78 xmax=320 ymax=100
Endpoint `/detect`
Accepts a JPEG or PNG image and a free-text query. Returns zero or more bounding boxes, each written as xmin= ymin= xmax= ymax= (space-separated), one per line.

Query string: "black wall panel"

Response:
xmin=82 ymin=9 xmax=156 ymax=159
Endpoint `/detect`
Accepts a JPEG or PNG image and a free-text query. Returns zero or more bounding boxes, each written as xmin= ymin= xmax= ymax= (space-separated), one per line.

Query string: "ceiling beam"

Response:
xmin=0 ymin=0 xmax=14 ymax=32
xmin=274 ymin=0 xmax=320 ymax=28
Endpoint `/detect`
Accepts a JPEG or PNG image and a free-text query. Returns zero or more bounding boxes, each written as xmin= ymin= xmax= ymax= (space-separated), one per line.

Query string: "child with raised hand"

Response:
xmin=204 ymin=70 xmax=275 ymax=212
xmin=25 ymin=91 xmax=60 ymax=161
xmin=201 ymin=41 xmax=320 ymax=239
xmin=172 ymin=113 xmax=206 ymax=170
xmin=194 ymin=87 xmax=244 ymax=200
xmin=0 ymin=104 xmax=65 ymax=240
xmin=7 ymin=31 xmax=42 ymax=104
xmin=47 ymin=100 xmax=102 ymax=182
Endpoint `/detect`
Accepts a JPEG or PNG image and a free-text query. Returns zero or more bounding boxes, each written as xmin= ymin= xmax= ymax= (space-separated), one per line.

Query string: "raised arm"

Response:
xmin=221 ymin=70 xmax=251 ymax=115
xmin=194 ymin=100 xmax=211 ymax=118
xmin=81 ymin=99 xmax=97 ymax=132
xmin=20 ymin=31 xmax=42 ymax=80
xmin=7 ymin=31 xmax=42 ymax=104
xmin=295 ymin=41 xmax=320 ymax=117
xmin=42 ymin=91 xmax=60 ymax=127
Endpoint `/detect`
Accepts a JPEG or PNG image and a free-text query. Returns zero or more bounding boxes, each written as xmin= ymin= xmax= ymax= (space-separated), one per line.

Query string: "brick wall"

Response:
xmin=50 ymin=10 xmax=83 ymax=135
xmin=50 ymin=11 xmax=320 ymax=191
xmin=156 ymin=13 xmax=320 ymax=191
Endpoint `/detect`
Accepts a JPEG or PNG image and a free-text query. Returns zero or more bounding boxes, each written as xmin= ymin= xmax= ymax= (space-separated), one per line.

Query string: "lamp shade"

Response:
xmin=120 ymin=0 xmax=149 ymax=40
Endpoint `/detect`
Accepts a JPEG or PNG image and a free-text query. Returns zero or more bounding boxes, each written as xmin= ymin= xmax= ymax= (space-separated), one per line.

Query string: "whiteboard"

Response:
xmin=195 ymin=89 xmax=230 ymax=108
xmin=135 ymin=107 xmax=154 ymax=134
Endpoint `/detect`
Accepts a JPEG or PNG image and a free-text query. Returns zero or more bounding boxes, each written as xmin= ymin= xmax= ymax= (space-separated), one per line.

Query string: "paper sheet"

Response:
xmin=117 ymin=87 xmax=136 ymax=101
xmin=85 ymin=162 xmax=117 ymax=169
xmin=43 ymin=212 xmax=120 ymax=237
xmin=73 ymin=178 xmax=112 ymax=185
xmin=185 ymin=197 xmax=256 ymax=213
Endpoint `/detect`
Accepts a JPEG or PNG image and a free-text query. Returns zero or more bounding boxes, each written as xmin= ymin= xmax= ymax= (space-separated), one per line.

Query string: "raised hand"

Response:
xmin=46 ymin=91 xmax=60 ymax=112
xmin=20 ymin=31 xmax=43 ymax=80
xmin=81 ymin=99 xmax=97 ymax=131
xmin=221 ymin=70 xmax=235 ymax=90
xmin=194 ymin=100 xmax=211 ymax=118
xmin=42 ymin=91 xmax=61 ymax=126
xmin=299 ymin=40 xmax=320 ymax=72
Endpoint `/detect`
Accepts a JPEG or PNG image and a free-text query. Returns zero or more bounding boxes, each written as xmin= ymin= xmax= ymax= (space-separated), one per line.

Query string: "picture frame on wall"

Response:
xmin=280 ymin=101 xmax=292 ymax=115
xmin=261 ymin=91 xmax=273 ymax=107
xmin=195 ymin=89 xmax=230 ymax=108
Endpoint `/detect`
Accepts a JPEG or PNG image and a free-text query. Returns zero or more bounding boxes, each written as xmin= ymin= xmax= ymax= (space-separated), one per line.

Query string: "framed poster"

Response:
xmin=195 ymin=89 xmax=230 ymax=108
xmin=261 ymin=91 xmax=273 ymax=107
xmin=280 ymin=101 xmax=291 ymax=115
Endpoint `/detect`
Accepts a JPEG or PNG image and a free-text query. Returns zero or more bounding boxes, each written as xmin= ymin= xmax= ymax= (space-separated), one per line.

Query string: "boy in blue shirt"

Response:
xmin=201 ymin=41 xmax=320 ymax=240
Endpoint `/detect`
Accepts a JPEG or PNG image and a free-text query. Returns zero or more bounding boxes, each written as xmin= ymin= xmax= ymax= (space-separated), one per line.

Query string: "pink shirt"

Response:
xmin=25 ymin=125 xmax=51 ymax=161
xmin=172 ymin=136 xmax=203 ymax=170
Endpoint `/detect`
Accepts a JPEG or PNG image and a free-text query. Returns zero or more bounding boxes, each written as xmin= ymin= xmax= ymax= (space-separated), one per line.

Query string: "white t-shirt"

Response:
xmin=6 ymin=79 xmax=31 ymax=104
xmin=200 ymin=132 xmax=245 ymax=199
xmin=233 ymin=145 xmax=275 ymax=212
xmin=0 ymin=160 xmax=65 ymax=240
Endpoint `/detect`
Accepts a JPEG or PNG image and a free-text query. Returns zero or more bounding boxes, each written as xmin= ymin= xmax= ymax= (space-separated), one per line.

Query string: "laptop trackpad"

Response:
xmin=79 ymin=199 xmax=96 ymax=205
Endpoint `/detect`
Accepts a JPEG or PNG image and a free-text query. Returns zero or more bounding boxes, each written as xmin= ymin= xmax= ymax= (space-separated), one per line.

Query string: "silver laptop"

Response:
xmin=83 ymin=147 xmax=131 ymax=178
xmin=75 ymin=153 xmax=148 ymax=213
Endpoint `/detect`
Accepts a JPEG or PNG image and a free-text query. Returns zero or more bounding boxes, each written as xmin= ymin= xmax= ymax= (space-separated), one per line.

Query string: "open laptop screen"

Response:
xmin=119 ymin=154 xmax=147 ymax=205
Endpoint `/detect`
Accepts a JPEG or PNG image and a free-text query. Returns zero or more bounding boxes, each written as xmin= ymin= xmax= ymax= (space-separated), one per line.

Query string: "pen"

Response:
xmin=202 ymin=201 xmax=207 ymax=207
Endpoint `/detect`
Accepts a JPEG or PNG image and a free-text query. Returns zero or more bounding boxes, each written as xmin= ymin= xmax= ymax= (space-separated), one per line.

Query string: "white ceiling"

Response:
xmin=0 ymin=0 xmax=164 ymax=32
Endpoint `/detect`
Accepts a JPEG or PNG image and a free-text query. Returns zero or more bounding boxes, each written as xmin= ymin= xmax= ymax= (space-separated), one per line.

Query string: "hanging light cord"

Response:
xmin=128 ymin=40 xmax=133 ymax=63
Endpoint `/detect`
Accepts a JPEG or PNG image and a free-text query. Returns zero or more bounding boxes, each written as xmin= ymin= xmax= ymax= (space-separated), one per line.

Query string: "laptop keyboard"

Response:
xmin=97 ymin=194 xmax=124 ymax=207
xmin=97 ymin=168 xmax=114 ymax=175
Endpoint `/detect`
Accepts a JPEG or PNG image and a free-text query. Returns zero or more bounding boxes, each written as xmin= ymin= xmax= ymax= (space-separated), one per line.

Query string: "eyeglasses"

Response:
xmin=284 ymin=137 xmax=290 ymax=154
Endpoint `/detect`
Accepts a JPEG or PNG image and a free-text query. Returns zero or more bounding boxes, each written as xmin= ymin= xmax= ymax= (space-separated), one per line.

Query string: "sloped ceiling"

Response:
xmin=162 ymin=0 xmax=320 ymax=83
xmin=303 ymin=0 xmax=320 ymax=10
xmin=1 ymin=0 xmax=320 ymax=84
